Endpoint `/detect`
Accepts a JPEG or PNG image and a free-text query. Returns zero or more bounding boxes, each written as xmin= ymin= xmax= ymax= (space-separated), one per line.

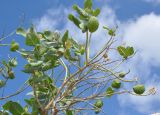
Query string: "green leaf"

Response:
xmin=106 ymin=87 xmax=114 ymax=97
xmin=84 ymin=0 xmax=92 ymax=9
xmin=42 ymin=60 xmax=58 ymax=71
xmin=28 ymin=61 xmax=43 ymax=67
xmin=0 ymin=111 xmax=9 ymax=115
xmin=126 ymin=46 xmax=134 ymax=56
xmin=117 ymin=46 xmax=134 ymax=59
xmin=43 ymin=30 xmax=60 ymax=41
xmin=66 ymin=110 xmax=74 ymax=115
xmin=68 ymin=14 xmax=81 ymax=28
xmin=3 ymin=101 xmax=24 ymax=115
xmin=0 ymin=80 xmax=6 ymax=88
xmin=64 ymin=49 xmax=78 ymax=61
xmin=25 ymin=27 xmax=40 ymax=46
xmin=26 ymin=33 xmax=40 ymax=46
xmin=103 ymin=26 xmax=109 ymax=30
xmin=69 ymin=38 xmax=79 ymax=48
xmin=62 ymin=30 xmax=69 ymax=48
xmin=79 ymin=22 xmax=88 ymax=33
xmin=24 ymin=98 xmax=40 ymax=115
xmin=72 ymin=4 xmax=89 ymax=18
xmin=43 ymin=30 xmax=52 ymax=40
xmin=9 ymin=58 xmax=18 ymax=67
xmin=93 ymin=8 xmax=100 ymax=17
xmin=16 ymin=27 xmax=26 ymax=37
xmin=117 ymin=46 xmax=126 ymax=58
xmin=108 ymin=29 xmax=116 ymax=36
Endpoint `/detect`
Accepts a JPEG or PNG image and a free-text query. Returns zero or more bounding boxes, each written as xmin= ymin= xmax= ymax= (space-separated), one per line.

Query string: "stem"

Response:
xmin=59 ymin=58 xmax=69 ymax=81
xmin=0 ymin=44 xmax=10 ymax=46
xmin=85 ymin=31 xmax=89 ymax=64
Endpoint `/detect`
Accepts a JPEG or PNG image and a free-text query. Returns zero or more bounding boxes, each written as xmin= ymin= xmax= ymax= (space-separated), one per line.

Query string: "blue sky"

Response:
xmin=1 ymin=0 xmax=160 ymax=115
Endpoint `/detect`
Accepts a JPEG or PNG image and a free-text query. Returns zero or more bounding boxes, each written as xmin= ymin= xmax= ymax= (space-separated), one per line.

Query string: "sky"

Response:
xmin=1 ymin=0 xmax=160 ymax=115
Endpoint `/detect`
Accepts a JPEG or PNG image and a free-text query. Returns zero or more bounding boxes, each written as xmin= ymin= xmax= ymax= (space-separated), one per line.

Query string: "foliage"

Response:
xmin=0 ymin=0 xmax=156 ymax=115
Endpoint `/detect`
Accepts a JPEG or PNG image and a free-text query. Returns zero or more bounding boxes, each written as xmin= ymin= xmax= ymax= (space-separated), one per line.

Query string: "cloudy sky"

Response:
xmin=0 ymin=0 xmax=160 ymax=115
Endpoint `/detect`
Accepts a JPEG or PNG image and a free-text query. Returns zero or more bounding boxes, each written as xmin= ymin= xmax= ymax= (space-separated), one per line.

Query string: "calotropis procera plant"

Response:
xmin=0 ymin=0 xmax=156 ymax=115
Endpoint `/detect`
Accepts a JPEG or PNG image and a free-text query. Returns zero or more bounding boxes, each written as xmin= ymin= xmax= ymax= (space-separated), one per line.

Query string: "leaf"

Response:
xmin=43 ymin=30 xmax=61 ymax=41
xmin=26 ymin=33 xmax=40 ymax=46
xmin=42 ymin=60 xmax=57 ymax=71
xmin=25 ymin=27 xmax=40 ymax=46
xmin=64 ymin=49 xmax=78 ymax=61
xmin=22 ymin=63 xmax=41 ymax=73
xmin=3 ymin=101 xmax=24 ymax=115
xmin=117 ymin=46 xmax=127 ymax=58
xmin=43 ymin=30 xmax=53 ymax=40
xmin=126 ymin=46 xmax=134 ymax=56
xmin=84 ymin=0 xmax=92 ymax=9
xmin=69 ymin=38 xmax=79 ymax=48
xmin=9 ymin=58 xmax=18 ymax=67
xmin=72 ymin=4 xmax=89 ymax=18
xmin=117 ymin=46 xmax=134 ymax=59
xmin=16 ymin=27 xmax=26 ymax=37
xmin=28 ymin=61 xmax=43 ymax=67
xmin=24 ymin=98 xmax=40 ymax=115
xmin=79 ymin=22 xmax=88 ymax=33
xmin=62 ymin=30 xmax=69 ymax=48
xmin=66 ymin=110 xmax=74 ymax=115
xmin=0 ymin=111 xmax=9 ymax=115
xmin=106 ymin=87 xmax=114 ymax=97
xmin=68 ymin=14 xmax=81 ymax=28
xmin=0 ymin=80 xmax=5 ymax=88
xmin=103 ymin=26 xmax=109 ymax=30
xmin=93 ymin=8 xmax=100 ymax=17
xmin=108 ymin=29 xmax=116 ymax=36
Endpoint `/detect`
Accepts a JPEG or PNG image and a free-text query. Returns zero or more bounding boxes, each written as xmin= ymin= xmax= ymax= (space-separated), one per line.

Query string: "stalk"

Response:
xmin=85 ymin=31 xmax=91 ymax=64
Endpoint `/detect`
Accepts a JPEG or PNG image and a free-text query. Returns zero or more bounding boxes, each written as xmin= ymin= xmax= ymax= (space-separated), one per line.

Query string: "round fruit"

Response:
xmin=119 ymin=72 xmax=126 ymax=78
xmin=95 ymin=109 xmax=101 ymax=114
xmin=133 ymin=84 xmax=145 ymax=95
xmin=8 ymin=71 xmax=15 ymax=79
xmin=94 ymin=99 xmax=103 ymax=108
xmin=88 ymin=16 xmax=99 ymax=33
xmin=111 ymin=80 xmax=121 ymax=89
xmin=0 ymin=80 xmax=5 ymax=88
xmin=10 ymin=41 xmax=19 ymax=52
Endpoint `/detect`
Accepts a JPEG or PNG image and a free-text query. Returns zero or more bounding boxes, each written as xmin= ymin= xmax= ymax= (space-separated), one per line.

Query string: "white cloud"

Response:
xmin=143 ymin=0 xmax=160 ymax=4
xmin=118 ymin=13 xmax=160 ymax=114
xmin=33 ymin=4 xmax=160 ymax=115
xmin=33 ymin=6 xmax=70 ymax=31
xmin=123 ymin=13 xmax=160 ymax=66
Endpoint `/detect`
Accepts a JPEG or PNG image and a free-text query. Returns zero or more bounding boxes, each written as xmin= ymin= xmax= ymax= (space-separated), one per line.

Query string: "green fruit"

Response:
xmin=88 ymin=16 xmax=99 ymax=33
xmin=111 ymin=80 xmax=121 ymax=89
xmin=10 ymin=41 xmax=19 ymax=52
xmin=119 ymin=72 xmax=126 ymax=78
xmin=133 ymin=84 xmax=145 ymax=95
xmin=95 ymin=109 xmax=101 ymax=114
xmin=8 ymin=71 xmax=15 ymax=79
xmin=0 ymin=80 xmax=5 ymax=88
xmin=94 ymin=99 xmax=103 ymax=108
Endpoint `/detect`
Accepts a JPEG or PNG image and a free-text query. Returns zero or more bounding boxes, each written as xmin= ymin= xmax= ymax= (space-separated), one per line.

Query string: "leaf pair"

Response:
xmin=16 ymin=27 xmax=40 ymax=46
xmin=117 ymin=46 xmax=134 ymax=59
xmin=3 ymin=101 xmax=30 ymax=115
